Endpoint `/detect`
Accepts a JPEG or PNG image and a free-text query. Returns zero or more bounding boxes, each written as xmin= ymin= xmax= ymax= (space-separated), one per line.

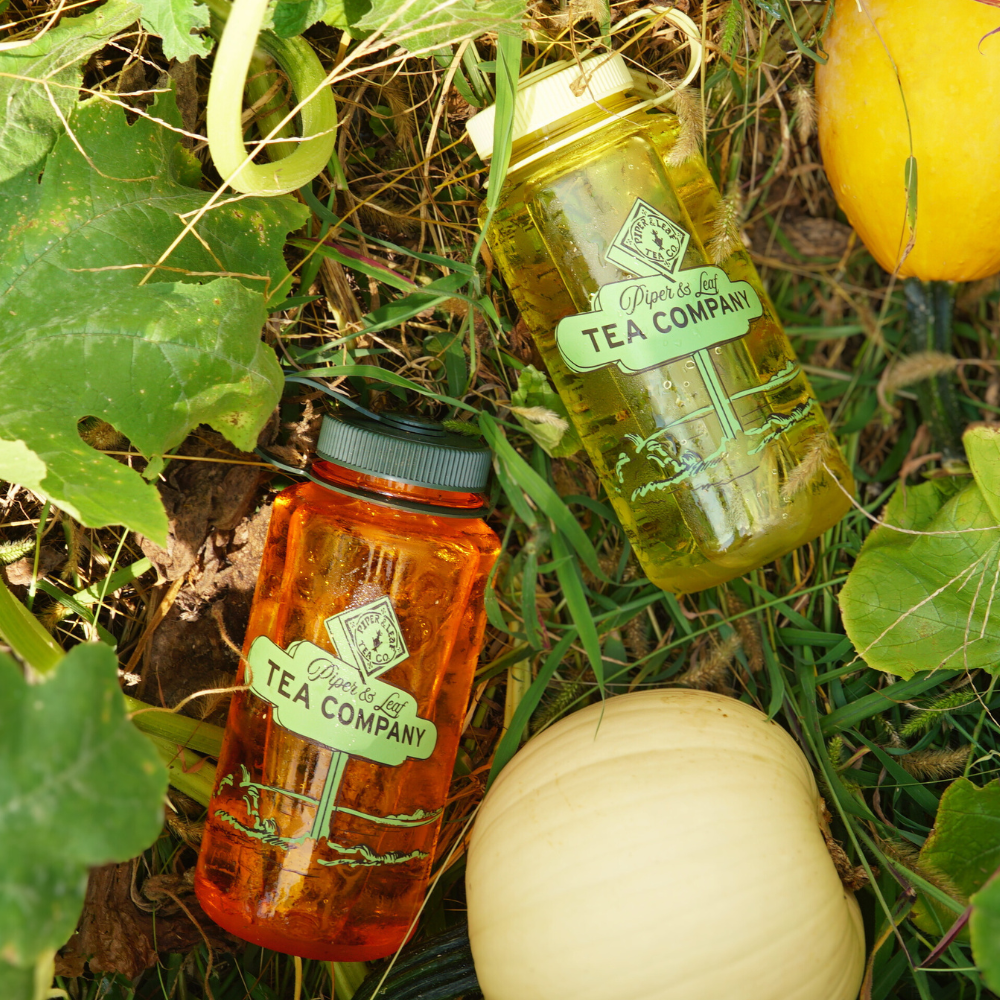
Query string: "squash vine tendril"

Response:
xmin=205 ymin=0 xmax=337 ymax=196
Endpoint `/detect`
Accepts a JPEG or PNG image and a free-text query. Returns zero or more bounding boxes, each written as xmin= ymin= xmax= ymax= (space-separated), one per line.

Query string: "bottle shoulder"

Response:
xmin=492 ymin=109 xmax=682 ymax=214
xmin=274 ymin=481 xmax=499 ymax=554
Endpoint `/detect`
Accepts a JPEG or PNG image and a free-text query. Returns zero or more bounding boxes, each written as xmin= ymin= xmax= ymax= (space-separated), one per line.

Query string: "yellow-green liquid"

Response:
xmin=485 ymin=97 xmax=853 ymax=593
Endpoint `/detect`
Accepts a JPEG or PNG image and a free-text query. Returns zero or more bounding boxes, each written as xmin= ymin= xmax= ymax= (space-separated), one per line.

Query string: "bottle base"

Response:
xmin=645 ymin=486 xmax=853 ymax=594
xmin=196 ymin=878 xmax=415 ymax=962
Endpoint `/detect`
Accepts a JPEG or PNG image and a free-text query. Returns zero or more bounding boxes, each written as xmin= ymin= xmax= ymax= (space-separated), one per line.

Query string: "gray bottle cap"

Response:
xmin=315 ymin=413 xmax=491 ymax=493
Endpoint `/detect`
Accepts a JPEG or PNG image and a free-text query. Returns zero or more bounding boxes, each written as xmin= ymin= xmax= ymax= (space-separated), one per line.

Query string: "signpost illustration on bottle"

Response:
xmin=215 ymin=597 xmax=440 ymax=864
xmin=555 ymin=198 xmax=814 ymax=496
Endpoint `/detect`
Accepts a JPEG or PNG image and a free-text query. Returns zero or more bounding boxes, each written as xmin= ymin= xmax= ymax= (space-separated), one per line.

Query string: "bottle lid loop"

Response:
xmin=465 ymin=7 xmax=703 ymax=164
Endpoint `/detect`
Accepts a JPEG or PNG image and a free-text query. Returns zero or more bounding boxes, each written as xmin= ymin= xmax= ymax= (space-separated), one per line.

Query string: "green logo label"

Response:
xmin=555 ymin=267 xmax=762 ymax=375
xmin=246 ymin=635 xmax=436 ymax=767
xmin=324 ymin=596 xmax=409 ymax=680
xmin=220 ymin=596 xmax=441 ymax=858
xmin=604 ymin=199 xmax=690 ymax=276
xmin=555 ymin=197 xmax=763 ymax=376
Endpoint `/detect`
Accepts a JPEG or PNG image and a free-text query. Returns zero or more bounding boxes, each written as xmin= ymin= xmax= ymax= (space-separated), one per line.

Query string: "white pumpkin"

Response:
xmin=466 ymin=689 xmax=865 ymax=1000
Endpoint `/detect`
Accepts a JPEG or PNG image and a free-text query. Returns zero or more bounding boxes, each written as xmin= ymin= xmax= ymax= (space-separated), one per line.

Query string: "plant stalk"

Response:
xmin=0 ymin=575 xmax=63 ymax=674
xmin=330 ymin=961 xmax=368 ymax=999
xmin=904 ymin=278 xmax=964 ymax=465
xmin=0 ymin=576 xmax=221 ymax=806
xmin=125 ymin=696 xmax=225 ymax=756
xmin=145 ymin=733 xmax=217 ymax=806
xmin=245 ymin=53 xmax=299 ymax=161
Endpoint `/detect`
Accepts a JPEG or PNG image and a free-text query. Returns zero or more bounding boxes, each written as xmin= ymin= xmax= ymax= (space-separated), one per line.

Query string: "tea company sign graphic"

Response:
xmin=215 ymin=597 xmax=441 ymax=865
xmin=324 ymin=595 xmax=408 ymax=679
xmin=555 ymin=198 xmax=812 ymax=492
xmin=556 ymin=199 xmax=763 ymax=385
xmin=608 ymin=202 xmax=690 ymax=276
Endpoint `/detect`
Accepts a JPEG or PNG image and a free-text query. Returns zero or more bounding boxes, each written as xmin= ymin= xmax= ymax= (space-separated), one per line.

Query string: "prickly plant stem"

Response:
xmin=203 ymin=0 xmax=337 ymax=196
xmin=905 ymin=278 xmax=964 ymax=464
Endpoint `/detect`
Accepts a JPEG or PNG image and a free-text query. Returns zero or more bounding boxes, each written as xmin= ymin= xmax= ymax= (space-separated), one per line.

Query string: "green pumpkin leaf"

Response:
xmin=321 ymin=0 xmax=373 ymax=33
xmin=272 ymin=0 xmax=317 ymax=37
xmin=136 ymin=0 xmax=212 ymax=60
xmin=971 ymin=877 xmax=1000 ymax=992
xmin=911 ymin=777 xmax=1000 ymax=936
xmin=0 ymin=0 xmax=140 ymax=181
xmin=0 ymin=86 xmax=308 ymax=543
xmin=0 ymin=645 xmax=167 ymax=972
xmin=510 ymin=365 xmax=582 ymax=459
xmin=352 ymin=0 xmax=522 ymax=55
xmin=966 ymin=424 xmax=1000 ymax=523
xmin=840 ymin=427 xmax=1000 ymax=677
xmin=0 ymin=950 xmax=54 ymax=1000
xmin=263 ymin=0 xmax=370 ymax=35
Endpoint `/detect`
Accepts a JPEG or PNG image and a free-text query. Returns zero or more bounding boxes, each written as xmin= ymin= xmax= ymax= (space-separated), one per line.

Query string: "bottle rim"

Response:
xmin=310 ymin=459 xmax=491 ymax=519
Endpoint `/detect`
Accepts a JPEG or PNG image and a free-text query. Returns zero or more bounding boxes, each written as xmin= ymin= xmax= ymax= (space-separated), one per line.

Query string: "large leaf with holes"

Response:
xmin=0 ymin=0 xmax=139 ymax=181
xmin=840 ymin=426 xmax=1000 ymax=677
xmin=0 ymin=645 xmax=166 ymax=981
xmin=0 ymin=83 xmax=308 ymax=543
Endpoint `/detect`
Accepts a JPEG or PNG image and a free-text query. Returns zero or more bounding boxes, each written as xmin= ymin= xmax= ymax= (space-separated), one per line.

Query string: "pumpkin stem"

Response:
xmin=904 ymin=279 xmax=965 ymax=466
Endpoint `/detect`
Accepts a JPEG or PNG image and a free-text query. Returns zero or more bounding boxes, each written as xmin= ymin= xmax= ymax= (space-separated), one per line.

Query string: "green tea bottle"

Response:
xmin=467 ymin=54 xmax=854 ymax=594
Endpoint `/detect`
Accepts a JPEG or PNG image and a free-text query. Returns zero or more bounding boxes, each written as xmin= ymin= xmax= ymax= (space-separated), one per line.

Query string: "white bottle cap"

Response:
xmin=465 ymin=53 xmax=635 ymax=159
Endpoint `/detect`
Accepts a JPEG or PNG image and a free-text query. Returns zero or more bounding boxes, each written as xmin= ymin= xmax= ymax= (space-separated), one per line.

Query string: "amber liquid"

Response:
xmin=195 ymin=466 xmax=499 ymax=960
xmin=486 ymin=95 xmax=853 ymax=593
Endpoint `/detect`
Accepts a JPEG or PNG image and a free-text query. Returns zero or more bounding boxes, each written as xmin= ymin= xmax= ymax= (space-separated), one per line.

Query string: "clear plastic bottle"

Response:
xmin=195 ymin=411 xmax=500 ymax=960
xmin=467 ymin=55 xmax=853 ymax=594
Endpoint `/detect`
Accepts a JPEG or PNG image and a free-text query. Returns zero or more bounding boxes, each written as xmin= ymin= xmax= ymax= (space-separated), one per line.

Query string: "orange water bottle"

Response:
xmin=195 ymin=391 xmax=500 ymax=960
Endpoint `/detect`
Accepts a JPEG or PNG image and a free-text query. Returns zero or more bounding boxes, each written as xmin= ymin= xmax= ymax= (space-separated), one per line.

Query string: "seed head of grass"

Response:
xmin=899 ymin=745 xmax=972 ymax=780
xmin=883 ymin=350 xmax=959 ymax=396
xmin=666 ymin=87 xmax=704 ymax=167
xmin=719 ymin=0 xmax=744 ymax=58
xmin=706 ymin=187 xmax=743 ymax=265
xmin=791 ymin=82 xmax=817 ymax=145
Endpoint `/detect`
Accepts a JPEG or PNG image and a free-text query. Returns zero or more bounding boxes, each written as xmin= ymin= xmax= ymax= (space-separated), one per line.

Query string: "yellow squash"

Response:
xmin=816 ymin=0 xmax=1000 ymax=281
